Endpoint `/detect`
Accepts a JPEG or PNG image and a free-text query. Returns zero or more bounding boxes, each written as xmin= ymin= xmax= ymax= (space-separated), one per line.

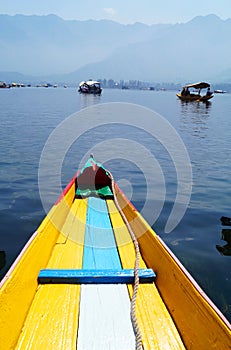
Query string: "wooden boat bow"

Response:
xmin=0 ymin=157 xmax=230 ymax=349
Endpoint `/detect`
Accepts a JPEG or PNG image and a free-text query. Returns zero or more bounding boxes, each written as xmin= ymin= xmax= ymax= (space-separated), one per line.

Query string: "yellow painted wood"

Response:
xmin=107 ymin=200 xmax=186 ymax=349
xmin=49 ymin=198 xmax=87 ymax=264
xmin=114 ymin=189 xmax=231 ymax=350
xmin=0 ymin=182 xmax=76 ymax=350
xmin=15 ymin=199 xmax=87 ymax=350
xmin=15 ymin=284 xmax=80 ymax=350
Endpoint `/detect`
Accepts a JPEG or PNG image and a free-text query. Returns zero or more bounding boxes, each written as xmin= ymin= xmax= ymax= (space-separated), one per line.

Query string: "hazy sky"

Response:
xmin=0 ymin=0 xmax=231 ymax=24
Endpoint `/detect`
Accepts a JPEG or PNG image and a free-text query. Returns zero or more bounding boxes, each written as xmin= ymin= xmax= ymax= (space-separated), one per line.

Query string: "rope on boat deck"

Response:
xmin=107 ymin=171 xmax=143 ymax=350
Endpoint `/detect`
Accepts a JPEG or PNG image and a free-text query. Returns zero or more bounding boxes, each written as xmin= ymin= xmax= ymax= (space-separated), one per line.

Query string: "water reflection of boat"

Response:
xmin=78 ymin=80 xmax=102 ymax=95
xmin=220 ymin=216 xmax=231 ymax=226
xmin=79 ymin=92 xmax=101 ymax=110
xmin=216 ymin=229 xmax=231 ymax=256
xmin=177 ymin=82 xmax=213 ymax=102
xmin=179 ymin=97 xmax=211 ymax=139
xmin=0 ymin=251 xmax=6 ymax=270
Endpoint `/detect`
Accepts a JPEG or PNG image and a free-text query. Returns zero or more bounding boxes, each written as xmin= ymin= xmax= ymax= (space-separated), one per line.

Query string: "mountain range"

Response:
xmin=0 ymin=14 xmax=231 ymax=84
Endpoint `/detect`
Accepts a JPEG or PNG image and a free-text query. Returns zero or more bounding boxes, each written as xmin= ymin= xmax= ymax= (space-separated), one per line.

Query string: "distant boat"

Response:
xmin=78 ymin=80 xmax=102 ymax=95
xmin=0 ymin=81 xmax=10 ymax=89
xmin=177 ymin=82 xmax=214 ymax=102
xmin=214 ymin=89 xmax=227 ymax=94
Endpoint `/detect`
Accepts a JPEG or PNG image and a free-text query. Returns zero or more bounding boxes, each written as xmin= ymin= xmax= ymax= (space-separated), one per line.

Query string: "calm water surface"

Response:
xmin=0 ymin=87 xmax=230 ymax=321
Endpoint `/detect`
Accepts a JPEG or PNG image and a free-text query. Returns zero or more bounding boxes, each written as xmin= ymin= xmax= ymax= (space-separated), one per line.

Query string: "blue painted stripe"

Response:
xmin=83 ymin=197 xmax=121 ymax=269
xmin=38 ymin=268 xmax=156 ymax=284
xmin=77 ymin=197 xmax=136 ymax=348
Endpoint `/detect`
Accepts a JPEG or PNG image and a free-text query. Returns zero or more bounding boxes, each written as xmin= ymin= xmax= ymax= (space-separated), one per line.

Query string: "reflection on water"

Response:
xmin=0 ymin=251 xmax=6 ymax=271
xmin=216 ymin=229 xmax=231 ymax=256
xmin=79 ymin=93 xmax=102 ymax=110
xmin=180 ymin=100 xmax=212 ymax=113
xmin=178 ymin=100 xmax=211 ymax=139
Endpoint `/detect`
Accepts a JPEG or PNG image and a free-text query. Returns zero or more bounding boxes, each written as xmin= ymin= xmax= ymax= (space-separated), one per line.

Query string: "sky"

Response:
xmin=0 ymin=0 xmax=231 ymax=24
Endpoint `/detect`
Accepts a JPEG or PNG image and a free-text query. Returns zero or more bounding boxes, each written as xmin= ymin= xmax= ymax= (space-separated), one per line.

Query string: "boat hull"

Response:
xmin=78 ymin=80 xmax=102 ymax=95
xmin=0 ymin=163 xmax=230 ymax=349
xmin=78 ymin=89 xmax=102 ymax=95
xmin=177 ymin=93 xmax=213 ymax=102
xmin=115 ymin=186 xmax=231 ymax=349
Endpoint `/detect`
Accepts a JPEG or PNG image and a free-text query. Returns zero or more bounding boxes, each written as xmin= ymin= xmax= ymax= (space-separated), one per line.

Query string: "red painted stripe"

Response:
xmin=55 ymin=171 xmax=79 ymax=205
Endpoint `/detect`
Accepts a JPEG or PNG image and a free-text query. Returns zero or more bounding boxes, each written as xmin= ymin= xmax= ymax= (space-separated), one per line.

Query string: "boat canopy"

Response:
xmin=86 ymin=80 xmax=100 ymax=86
xmin=184 ymin=82 xmax=210 ymax=89
xmin=79 ymin=80 xmax=100 ymax=87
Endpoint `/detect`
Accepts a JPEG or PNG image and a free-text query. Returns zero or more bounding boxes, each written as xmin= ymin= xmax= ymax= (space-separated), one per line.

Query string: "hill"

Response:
xmin=0 ymin=14 xmax=231 ymax=83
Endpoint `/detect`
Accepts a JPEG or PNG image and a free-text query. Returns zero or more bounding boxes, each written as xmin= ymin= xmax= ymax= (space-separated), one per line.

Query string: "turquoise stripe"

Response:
xmin=77 ymin=197 xmax=136 ymax=348
xmin=83 ymin=197 xmax=121 ymax=269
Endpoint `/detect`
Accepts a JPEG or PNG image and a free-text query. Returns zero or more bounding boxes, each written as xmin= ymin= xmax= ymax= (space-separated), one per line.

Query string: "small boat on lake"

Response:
xmin=0 ymin=81 xmax=10 ymax=88
xmin=177 ymin=82 xmax=214 ymax=102
xmin=0 ymin=156 xmax=230 ymax=349
xmin=78 ymin=80 xmax=102 ymax=95
xmin=214 ymin=89 xmax=227 ymax=94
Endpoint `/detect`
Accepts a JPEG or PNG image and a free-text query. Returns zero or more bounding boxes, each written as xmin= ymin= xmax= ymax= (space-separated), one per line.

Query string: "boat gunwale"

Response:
xmin=114 ymin=184 xmax=231 ymax=347
xmin=154 ymin=233 xmax=231 ymax=329
xmin=116 ymin=186 xmax=231 ymax=329
xmin=0 ymin=229 xmax=40 ymax=289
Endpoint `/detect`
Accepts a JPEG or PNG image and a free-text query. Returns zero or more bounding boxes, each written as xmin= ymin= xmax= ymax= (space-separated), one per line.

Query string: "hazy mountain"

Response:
xmin=0 ymin=14 xmax=231 ymax=83
xmin=69 ymin=14 xmax=231 ymax=83
xmin=0 ymin=14 xmax=169 ymax=76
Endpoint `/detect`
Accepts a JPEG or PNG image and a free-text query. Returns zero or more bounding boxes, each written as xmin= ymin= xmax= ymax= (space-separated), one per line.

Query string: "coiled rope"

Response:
xmin=107 ymin=170 xmax=143 ymax=350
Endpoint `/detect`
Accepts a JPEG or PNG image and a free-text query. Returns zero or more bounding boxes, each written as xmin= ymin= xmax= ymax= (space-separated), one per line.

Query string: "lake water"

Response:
xmin=0 ymin=87 xmax=230 ymax=322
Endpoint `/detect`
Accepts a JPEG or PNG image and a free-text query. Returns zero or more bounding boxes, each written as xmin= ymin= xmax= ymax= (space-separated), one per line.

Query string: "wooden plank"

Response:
xmin=82 ymin=197 xmax=121 ymax=269
xmin=107 ymin=199 xmax=186 ymax=350
xmin=38 ymin=268 xmax=156 ymax=284
xmin=15 ymin=199 xmax=87 ymax=350
xmin=77 ymin=284 xmax=135 ymax=349
xmin=77 ymin=197 xmax=135 ymax=349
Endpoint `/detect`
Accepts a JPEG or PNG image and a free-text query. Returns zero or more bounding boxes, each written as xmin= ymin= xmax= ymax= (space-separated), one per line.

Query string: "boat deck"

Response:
xmin=15 ymin=197 xmax=185 ymax=349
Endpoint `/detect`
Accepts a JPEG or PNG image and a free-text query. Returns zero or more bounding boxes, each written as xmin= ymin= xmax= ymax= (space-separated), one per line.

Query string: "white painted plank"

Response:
xmin=77 ymin=284 xmax=135 ymax=350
